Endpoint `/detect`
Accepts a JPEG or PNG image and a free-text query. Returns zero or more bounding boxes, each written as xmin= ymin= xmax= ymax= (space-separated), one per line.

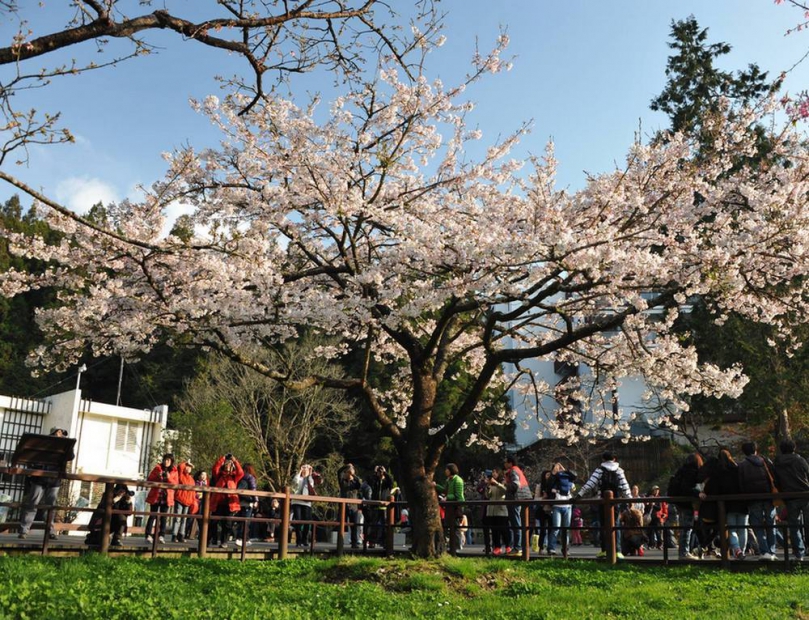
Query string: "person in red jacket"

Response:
xmin=145 ymin=453 xmax=179 ymax=544
xmin=645 ymin=485 xmax=669 ymax=550
xmin=211 ymin=454 xmax=244 ymax=548
xmin=172 ymin=460 xmax=196 ymax=543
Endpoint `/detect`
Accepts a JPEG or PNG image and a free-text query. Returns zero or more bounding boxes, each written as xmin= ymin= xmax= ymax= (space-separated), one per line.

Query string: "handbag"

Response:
xmin=763 ymin=461 xmax=785 ymax=508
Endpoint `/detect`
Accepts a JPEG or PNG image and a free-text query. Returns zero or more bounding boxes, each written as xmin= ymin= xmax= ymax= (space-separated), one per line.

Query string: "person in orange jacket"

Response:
xmin=210 ymin=454 xmax=244 ymax=548
xmin=172 ymin=460 xmax=196 ymax=543
xmin=145 ymin=453 xmax=179 ymax=544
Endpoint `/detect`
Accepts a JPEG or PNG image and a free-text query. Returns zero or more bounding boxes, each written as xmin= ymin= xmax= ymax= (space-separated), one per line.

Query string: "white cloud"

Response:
xmin=55 ymin=177 xmax=119 ymax=214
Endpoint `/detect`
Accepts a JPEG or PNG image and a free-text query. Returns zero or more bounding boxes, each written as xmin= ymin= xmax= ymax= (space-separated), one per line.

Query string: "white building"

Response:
xmin=507 ymin=294 xmax=681 ymax=449
xmin=509 ymin=359 xmax=655 ymax=448
xmin=0 ymin=389 xmax=168 ymax=506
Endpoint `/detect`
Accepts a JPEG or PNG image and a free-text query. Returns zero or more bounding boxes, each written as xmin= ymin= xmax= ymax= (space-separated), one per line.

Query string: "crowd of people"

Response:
xmin=13 ymin=429 xmax=809 ymax=561
xmin=105 ymin=454 xmax=401 ymax=550
xmin=459 ymin=440 xmax=809 ymax=561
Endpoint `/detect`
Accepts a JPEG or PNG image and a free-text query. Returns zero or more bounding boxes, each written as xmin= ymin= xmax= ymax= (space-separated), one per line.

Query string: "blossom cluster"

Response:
xmin=3 ymin=41 xmax=809 ymax=449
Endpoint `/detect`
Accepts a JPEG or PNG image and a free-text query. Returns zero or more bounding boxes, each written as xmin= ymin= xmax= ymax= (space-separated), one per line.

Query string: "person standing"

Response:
xmin=699 ymin=449 xmax=747 ymax=560
xmin=630 ymin=485 xmax=645 ymax=515
xmin=338 ymin=463 xmax=363 ymax=549
xmin=575 ymin=451 xmax=631 ymax=559
xmin=17 ymin=427 xmax=74 ymax=541
xmin=546 ymin=462 xmax=577 ymax=556
xmin=291 ymin=463 xmax=317 ymax=548
xmin=504 ymin=455 xmax=532 ymax=555
xmin=368 ymin=465 xmax=396 ymax=548
xmin=186 ymin=470 xmax=207 ymax=540
xmin=172 ymin=460 xmax=195 ymax=543
xmin=210 ymin=454 xmax=244 ymax=548
xmin=738 ymin=441 xmax=778 ymax=561
xmin=235 ymin=463 xmax=258 ymax=546
xmin=668 ymin=452 xmax=704 ymax=559
xmin=533 ymin=470 xmax=554 ymax=554
xmin=145 ymin=453 xmax=179 ymax=544
xmin=436 ymin=463 xmax=465 ymax=551
xmin=570 ymin=506 xmax=584 ymax=546
xmin=773 ymin=439 xmax=809 ymax=561
xmin=485 ymin=467 xmax=510 ymax=555
xmin=645 ymin=485 xmax=668 ymax=550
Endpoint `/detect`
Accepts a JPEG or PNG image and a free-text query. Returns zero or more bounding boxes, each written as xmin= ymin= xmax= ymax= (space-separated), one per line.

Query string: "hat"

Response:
xmin=49 ymin=427 xmax=68 ymax=437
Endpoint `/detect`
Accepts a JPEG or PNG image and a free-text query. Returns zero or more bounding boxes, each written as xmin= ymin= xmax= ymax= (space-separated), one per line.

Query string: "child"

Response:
xmin=620 ymin=506 xmax=647 ymax=556
xmin=570 ymin=506 xmax=584 ymax=545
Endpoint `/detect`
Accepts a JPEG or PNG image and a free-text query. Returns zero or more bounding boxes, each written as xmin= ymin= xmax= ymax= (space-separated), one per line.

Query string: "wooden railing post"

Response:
xmin=239 ymin=512 xmax=249 ymax=562
xmin=449 ymin=503 xmax=457 ymax=556
xmin=337 ymin=502 xmax=346 ymax=556
xmin=279 ymin=488 xmax=290 ymax=559
xmin=718 ymin=500 xmax=730 ymax=567
xmin=521 ymin=503 xmax=530 ymax=561
xmin=605 ymin=491 xmax=617 ymax=565
xmin=385 ymin=495 xmax=395 ymax=555
xmin=562 ymin=512 xmax=569 ymax=560
xmin=100 ymin=482 xmax=114 ymax=555
xmin=197 ymin=490 xmax=211 ymax=558
xmin=40 ymin=506 xmax=54 ymax=556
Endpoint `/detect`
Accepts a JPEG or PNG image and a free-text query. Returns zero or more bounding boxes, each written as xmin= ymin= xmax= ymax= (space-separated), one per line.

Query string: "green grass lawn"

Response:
xmin=0 ymin=555 xmax=807 ymax=619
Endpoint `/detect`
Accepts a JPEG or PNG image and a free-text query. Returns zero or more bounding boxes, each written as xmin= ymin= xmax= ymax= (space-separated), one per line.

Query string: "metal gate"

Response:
xmin=0 ymin=397 xmax=50 ymax=517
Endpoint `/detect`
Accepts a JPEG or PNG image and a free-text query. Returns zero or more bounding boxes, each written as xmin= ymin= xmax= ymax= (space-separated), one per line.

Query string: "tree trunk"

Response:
xmin=399 ymin=455 xmax=444 ymax=558
xmin=776 ymin=408 xmax=791 ymax=444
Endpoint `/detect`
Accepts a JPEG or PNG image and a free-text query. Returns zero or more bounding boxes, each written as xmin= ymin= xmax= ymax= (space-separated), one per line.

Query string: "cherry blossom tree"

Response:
xmin=0 ymin=1 xmax=437 ymax=166
xmin=4 ymin=37 xmax=809 ymax=555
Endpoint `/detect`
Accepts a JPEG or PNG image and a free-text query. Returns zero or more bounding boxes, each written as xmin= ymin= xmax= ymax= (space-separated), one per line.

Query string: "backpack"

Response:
xmin=598 ymin=467 xmax=621 ymax=496
xmin=237 ymin=477 xmax=252 ymax=506
xmin=555 ymin=472 xmax=574 ymax=496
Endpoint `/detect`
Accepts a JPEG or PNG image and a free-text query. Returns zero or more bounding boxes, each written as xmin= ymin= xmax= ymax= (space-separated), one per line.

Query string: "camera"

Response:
xmin=225 ymin=453 xmax=233 ymax=461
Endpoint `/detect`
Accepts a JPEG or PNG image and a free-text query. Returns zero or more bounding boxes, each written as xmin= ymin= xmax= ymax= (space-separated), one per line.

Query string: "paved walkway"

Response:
xmin=1 ymin=532 xmax=790 ymax=565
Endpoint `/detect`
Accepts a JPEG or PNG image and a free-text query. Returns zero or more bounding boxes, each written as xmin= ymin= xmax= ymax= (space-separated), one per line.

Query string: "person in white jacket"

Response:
xmin=291 ymin=464 xmax=319 ymax=547
xmin=575 ymin=451 xmax=631 ymax=558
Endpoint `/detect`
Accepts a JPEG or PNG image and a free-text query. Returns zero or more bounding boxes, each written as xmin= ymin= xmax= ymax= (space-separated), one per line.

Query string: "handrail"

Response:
xmin=2 ymin=466 xmax=805 ymax=567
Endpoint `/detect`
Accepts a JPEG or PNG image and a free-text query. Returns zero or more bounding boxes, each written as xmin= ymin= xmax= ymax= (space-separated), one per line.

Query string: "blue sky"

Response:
xmin=2 ymin=1 xmax=809 ymax=213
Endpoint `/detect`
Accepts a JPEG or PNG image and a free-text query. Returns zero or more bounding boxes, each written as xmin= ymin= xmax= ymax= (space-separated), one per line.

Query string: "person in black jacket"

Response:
xmin=698 ymin=449 xmax=747 ymax=560
xmin=773 ymin=439 xmax=809 ymax=561
xmin=670 ymin=452 xmax=703 ymax=559
xmin=738 ymin=441 xmax=777 ymax=561
xmin=85 ymin=483 xmax=134 ymax=548
xmin=338 ymin=463 xmax=363 ymax=549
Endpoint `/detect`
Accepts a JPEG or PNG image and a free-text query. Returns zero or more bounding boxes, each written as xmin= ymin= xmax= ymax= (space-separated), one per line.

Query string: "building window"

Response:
xmin=115 ymin=420 xmax=140 ymax=453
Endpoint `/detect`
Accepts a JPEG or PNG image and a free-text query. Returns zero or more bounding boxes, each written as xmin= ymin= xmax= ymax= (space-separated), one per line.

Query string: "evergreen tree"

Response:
xmin=651 ymin=16 xmax=773 ymax=138
xmin=651 ymin=17 xmax=806 ymax=447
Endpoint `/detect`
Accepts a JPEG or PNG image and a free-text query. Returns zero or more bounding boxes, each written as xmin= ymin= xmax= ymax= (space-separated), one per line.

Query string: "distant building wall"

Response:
xmin=0 ymin=389 xmax=168 ymax=511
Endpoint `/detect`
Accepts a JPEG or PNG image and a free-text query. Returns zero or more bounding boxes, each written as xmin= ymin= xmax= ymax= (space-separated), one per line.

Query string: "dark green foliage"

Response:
xmin=651 ymin=16 xmax=773 ymax=138
xmin=677 ymin=299 xmax=809 ymax=433
xmin=0 ymin=195 xmax=204 ymax=408
xmin=0 ymin=195 xmax=63 ymax=396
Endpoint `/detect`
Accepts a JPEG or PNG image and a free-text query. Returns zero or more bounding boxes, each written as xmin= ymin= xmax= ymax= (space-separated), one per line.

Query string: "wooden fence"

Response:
xmin=1 ymin=466 xmax=806 ymax=569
